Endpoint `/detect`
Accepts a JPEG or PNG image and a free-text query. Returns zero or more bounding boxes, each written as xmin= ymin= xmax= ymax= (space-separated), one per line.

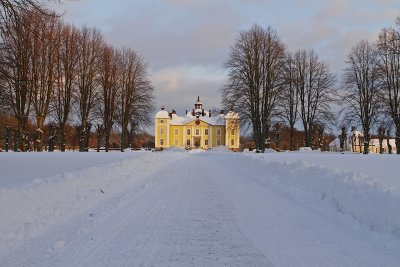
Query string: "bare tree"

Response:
xmin=0 ymin=8 xmax=35 ymax=151
xmin=316 ymin=124 xmax=325 ymax=150
xmin=74 ymin=26 xmax=103 ymax=152
xmin=339 ymin=126 xmax=347 ymax=152
xmin=52 ymin=23 xmax=79 ymax=151
xmin=31 ymin=13 xmax=60 ymax=151
xmin=0 ymin=0 xmax=43 ymax=23
xmin=279 ymin=53 xmax=298 ymax=150
xmin=221 ymin=24 xmax=286 ymax=151
xmin=294 ymin=49 xmax=335 ymax=148
xmin=95 ymin=123 xmax=104 ymax=152
xmin=98 ymin=45 xmax=119 ymax=151
xmin=119 ymin=48 xmax=153 ymax=151
xmin=342 ymin=40 xmax=381 ymax=154
xmin=376 ymin=25 xmax=400 ymax=154
xmin=378 ymin=125 xmax=385 ymax=154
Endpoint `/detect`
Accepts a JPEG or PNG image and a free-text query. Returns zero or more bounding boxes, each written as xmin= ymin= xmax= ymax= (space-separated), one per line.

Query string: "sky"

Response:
xmin=50 ymin=0 xmax=400 ymax=124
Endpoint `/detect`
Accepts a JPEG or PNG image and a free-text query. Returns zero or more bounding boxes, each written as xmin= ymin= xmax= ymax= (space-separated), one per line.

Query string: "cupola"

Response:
xmin=194 ymin=96 xmax=203 ymax=110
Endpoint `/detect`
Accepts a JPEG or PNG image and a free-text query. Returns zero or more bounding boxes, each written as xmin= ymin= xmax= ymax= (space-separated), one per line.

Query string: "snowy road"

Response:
xmin=1 ymin=151 xmax=399 ymax=266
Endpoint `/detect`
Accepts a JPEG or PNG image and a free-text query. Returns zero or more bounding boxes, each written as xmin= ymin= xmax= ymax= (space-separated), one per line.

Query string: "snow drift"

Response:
xmin=244 ymin=154 xmax=400 ymax=238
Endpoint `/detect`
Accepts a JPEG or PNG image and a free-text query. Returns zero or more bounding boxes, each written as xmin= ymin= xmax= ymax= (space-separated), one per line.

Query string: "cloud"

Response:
xmin=317 ymin=0 xmax=350 ymax=20
xmin=152 ymin=65 xmax=226 ymax=112
xmin=55 ymin=0 xmax=400 ymax=131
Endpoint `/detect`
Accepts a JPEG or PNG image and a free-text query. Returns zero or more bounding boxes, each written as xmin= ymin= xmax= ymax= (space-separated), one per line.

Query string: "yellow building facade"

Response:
xmin=154 ymin=97 xmax=240 ymax=151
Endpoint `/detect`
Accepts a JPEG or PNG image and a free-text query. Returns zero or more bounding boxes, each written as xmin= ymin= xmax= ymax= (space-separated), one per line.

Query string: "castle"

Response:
xmin=154 ymin=97 xmax=240 ymax=151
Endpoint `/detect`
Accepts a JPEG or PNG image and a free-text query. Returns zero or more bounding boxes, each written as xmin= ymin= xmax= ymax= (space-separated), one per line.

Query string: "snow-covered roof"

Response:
xmin=154 ymin=109 xmax=170 ymax=119
xmin=156 ymin=97 xmax=239 ymax=125
xmin=170 ymin=112 xmax=226 ymax=126
xmin=225 ymin=111 xmax=239 ymax=119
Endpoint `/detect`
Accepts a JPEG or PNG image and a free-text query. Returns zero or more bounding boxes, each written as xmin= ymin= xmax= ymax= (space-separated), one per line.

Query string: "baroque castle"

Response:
xmin=154 ymin=97 xmax=240 ymax=151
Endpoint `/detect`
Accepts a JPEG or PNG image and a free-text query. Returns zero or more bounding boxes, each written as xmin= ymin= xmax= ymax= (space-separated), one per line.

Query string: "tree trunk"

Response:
xmin=5 ymin=127 xmax=10 ymax=152
xmin=13 ymin=128 xmax=18 ymax=152
xmin=303 ymin=123 xmax=310 ymax=147
xmin=48 ymin=126 xmax=56 ymax=152
xmin=120 ymin=128 xmax=125 ymax=152
xmin=97 ymin=136 xmax=101 ymax=152
xmin=289 ymin=126 xmax=294 ymax=151
xmin=253 ymin=119 xmax=265 ymax=151
xmin=60 ymin=124 xmax=66 ymax=152
xmin=396 ymin=125 xmax=400 ymax=155
xmin=16 ymin=117 xmax=27 ymax=151
xmin=85 ymin=124 xmax=91 ymax=152
xmin=78 ymin=125 xmax=84 ymax=152
xmin=36 ymin=116 xmax=45 ymax=152
xmin=363 ymin=132 xmax=370 ymax=154
xmin=387 ymin=135 xmax=393 ymax=154
xmin=105 ymin=133 xmax=110 ymax=152
xmin=128 ymin=132 xmax=134 ymax=150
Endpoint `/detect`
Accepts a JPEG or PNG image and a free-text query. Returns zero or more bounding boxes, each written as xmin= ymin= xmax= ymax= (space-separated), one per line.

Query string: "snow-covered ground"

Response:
xmin=0 ymin=150 xmax=399 ymax=266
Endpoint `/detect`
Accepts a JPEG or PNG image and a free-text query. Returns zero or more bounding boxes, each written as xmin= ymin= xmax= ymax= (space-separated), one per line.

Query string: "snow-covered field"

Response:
xmin=0 ymin=150 xmax=399 ymax=266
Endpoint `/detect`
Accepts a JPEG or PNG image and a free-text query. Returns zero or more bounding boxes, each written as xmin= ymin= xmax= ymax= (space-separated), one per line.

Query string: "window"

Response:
xmin=205 ymin=139 xmax=208 ymax=146
xmin=174 ymin=129 xmax=179 ymax=135
xmin=231 ymin=139 xmax=234 ymax=146
xmin=186 ymin=139 xmax=191 ymax=146
xmin=231 ymin=129 xmax=235 ymax=135
xmin=160 ymin=139 xmax=164 ymax=146
xmin=205 ymin=129 xmax=209 ymax=135
xmin=160 ymin=128 xmax=164 ymax=135
xmin=175 ymin=139 xmax=178 ymax=146
xmin=196 ymin=129 xmax=200 ymax=136
xmin=187 ymin=129 xmax=191 ymax=135
xmin=160 ymin=120 xmax=164 ymax=124
xmin=217 ymin=139 xmax=221 ymax=146
xmin=217 ymin=128 xmax=221 ymax=136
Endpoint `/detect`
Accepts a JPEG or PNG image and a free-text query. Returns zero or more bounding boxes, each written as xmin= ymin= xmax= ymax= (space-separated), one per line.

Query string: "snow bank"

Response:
xmin=244 ymin=155 xmax=400 ymax=238
xmin=0 ymin=151 xmax=148 ymax=188
xmin=298 ymin=147 xmax=313 ymax=152
xmin=208 ymin=146 xmax=232 ymax=153
xmin=164 ymin=147 xmax=187 ymax=152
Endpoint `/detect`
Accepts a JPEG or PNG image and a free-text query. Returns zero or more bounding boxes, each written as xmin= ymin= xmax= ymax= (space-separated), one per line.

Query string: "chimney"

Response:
xmin=192 ymin=109 xmax=195 ymax=116
xmin=169 ymin=113 xmax=172 ymax=118
xmin=209 ymin=110 xmax=211 ymax=117
xmin=186 ymin=110 xmax=188 ymax=115
xmin=220 ymin=110 xmax=224 ymax=115
xmin=172 ymin=109 xmax=176 ymax=114
xmin=202 ymin=109 xmax=205 ymax=116
xmin=161 ymin=106 xmax=165 ymax=110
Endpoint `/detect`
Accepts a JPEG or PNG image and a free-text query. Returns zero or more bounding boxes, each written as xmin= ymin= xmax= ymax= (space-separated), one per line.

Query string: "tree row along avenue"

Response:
xmin=0 ymin=1 xmax=154 ymax=152
xmin=1 ymin=1 xmax=400 ymax=154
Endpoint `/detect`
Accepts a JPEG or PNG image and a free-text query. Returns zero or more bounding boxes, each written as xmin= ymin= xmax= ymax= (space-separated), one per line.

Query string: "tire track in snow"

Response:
xmin=1 ymin=152 xmax=272 ymax=266
xmin=0 ymin=152 xmax=187 ymax=266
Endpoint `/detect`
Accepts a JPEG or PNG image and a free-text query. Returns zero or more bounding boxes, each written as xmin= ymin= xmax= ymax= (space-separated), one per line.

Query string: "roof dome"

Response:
xmin=155 ymin=107 xmax=170 ymax=119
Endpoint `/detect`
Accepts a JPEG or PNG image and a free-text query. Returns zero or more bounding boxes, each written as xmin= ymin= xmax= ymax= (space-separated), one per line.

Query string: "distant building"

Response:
xmin=329 ymin=130 xmax=397 ymax=153
xmin=154 ymin=97 xmax=240 ymax=151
